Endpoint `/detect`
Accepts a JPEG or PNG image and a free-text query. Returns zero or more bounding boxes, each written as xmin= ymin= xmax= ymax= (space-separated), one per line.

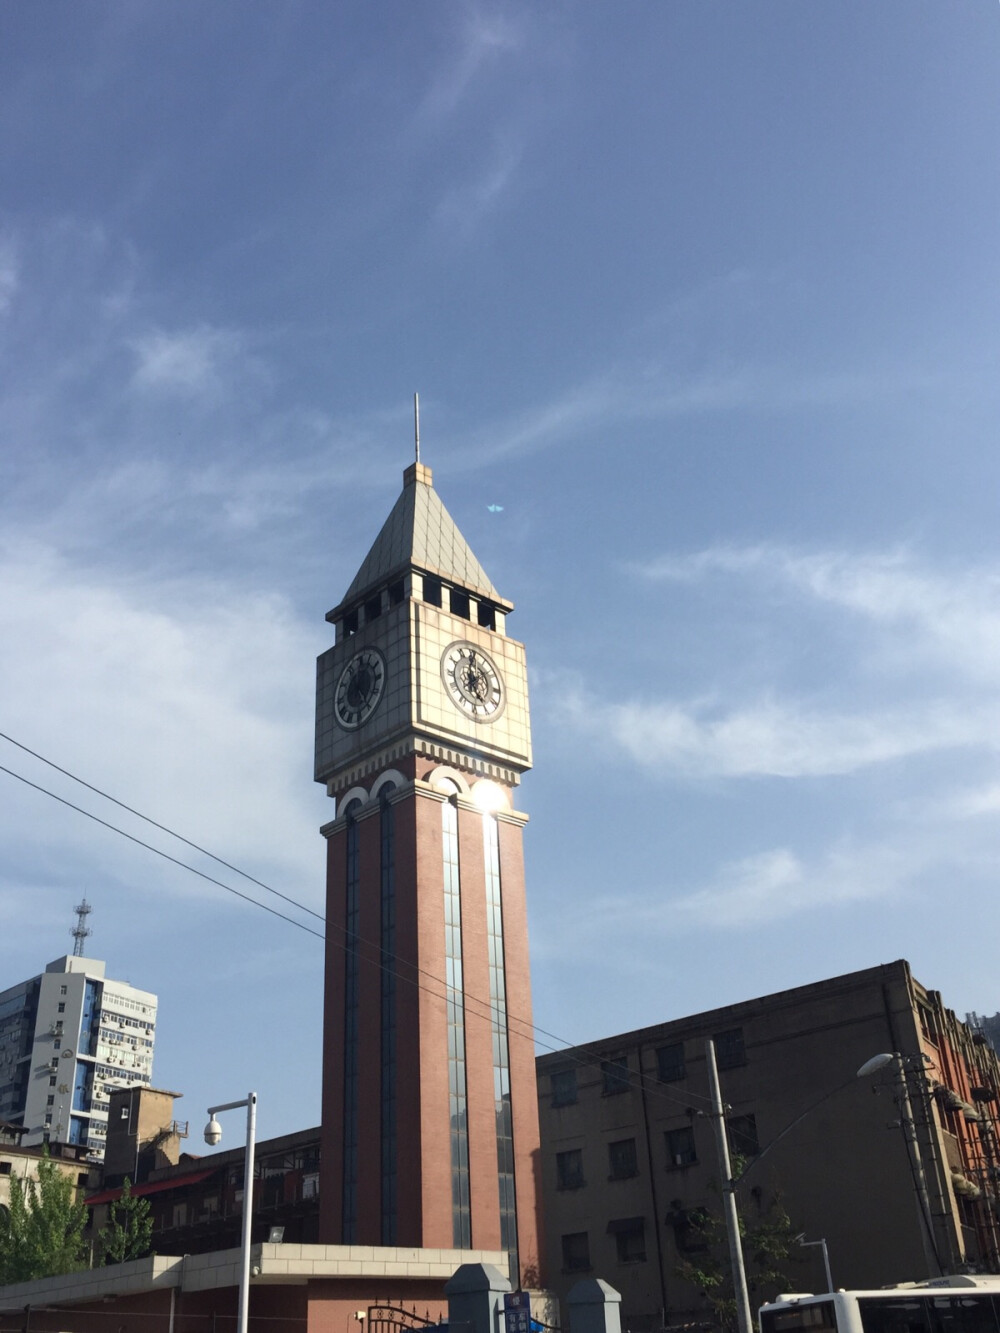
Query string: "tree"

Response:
xmin=0 ymin=1150 xmax=89 ymax=1285
xmin=99 ymin=1177 xmax=153 ymax=1265
xmin=672 ymin=1183 xmax=802 ymax=1333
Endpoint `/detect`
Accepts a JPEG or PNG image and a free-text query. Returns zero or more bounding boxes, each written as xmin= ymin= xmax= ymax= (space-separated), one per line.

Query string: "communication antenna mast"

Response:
xmin=71 ymin=898 xmax=92 ymax=957
xmin=414 ymin=391 xmax=421 ymax=464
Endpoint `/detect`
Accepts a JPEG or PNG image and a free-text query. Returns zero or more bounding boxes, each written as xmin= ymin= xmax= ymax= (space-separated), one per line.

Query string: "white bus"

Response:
xmin=759 ymin=1276 xmax=1000 ymax=1333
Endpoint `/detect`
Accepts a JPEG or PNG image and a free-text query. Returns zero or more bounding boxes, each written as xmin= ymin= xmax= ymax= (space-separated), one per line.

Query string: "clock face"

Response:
xmin=442 ymin=641 xmax=505 ymax=721
xmin=334 ymin=648 xmax=386 ymax=730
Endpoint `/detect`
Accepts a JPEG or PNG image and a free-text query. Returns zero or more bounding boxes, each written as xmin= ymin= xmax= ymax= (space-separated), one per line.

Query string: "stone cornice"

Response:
xmin=324 ymin=732 xmax=524 ymax=798
xmin=320 ymin=777 xmax=527 ymax=838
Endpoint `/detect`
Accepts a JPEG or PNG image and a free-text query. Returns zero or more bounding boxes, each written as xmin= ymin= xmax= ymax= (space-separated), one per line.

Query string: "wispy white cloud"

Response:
xmin=415 ymin=8 xmax=547 ymax=236
xmin=552 ymin=545 xmax=1000 ymax=782
xmin=131 ymin=324 xmax=250 ymax=396
xmin=419 ymin=6 xmax=522 ymax=124
xmin=0 ymin=221 xmax=422 ymax=580
xmin=940 ymin=783 xmax=1000 ymax=819
xmin=433 ymin=136 xmax=523 ymax=235
xmin=534 ymin=836 xmax=918 ymax=962
xmin=0 ymin=233 xmax=17 ymax=314
xmin=666 ymin=840 xmax=911 ymax=928
xmin=0 ymin=539 xmax=329 ymax=920
xmin=561 ymin=691 xmax=988 ymax=780
xmin=446 ymin=357 xmax=949 ymax=469
xmin=635 ymin=544 xmax=1000 ymax=684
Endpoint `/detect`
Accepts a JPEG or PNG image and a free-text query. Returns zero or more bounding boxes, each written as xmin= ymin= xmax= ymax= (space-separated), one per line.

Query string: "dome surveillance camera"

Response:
xmin=204 ymin=1115 xmax=222 ymax=1146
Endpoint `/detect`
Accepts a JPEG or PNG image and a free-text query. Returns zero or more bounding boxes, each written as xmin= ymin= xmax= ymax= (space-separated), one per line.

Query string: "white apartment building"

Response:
xmin=0 ymin=955 xmax=156 ymax=1160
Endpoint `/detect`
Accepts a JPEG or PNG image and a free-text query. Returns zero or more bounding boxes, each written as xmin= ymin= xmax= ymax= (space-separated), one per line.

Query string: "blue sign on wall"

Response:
xmin=504 ymin=1292 xmax=532 ymax=1333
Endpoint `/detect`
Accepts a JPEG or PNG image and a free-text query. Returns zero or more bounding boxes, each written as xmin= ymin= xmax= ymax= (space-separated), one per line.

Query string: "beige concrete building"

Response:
xmin=99 ymin=1085 xmax=187 ymax=1186
xmin=536 ymin=961 xmax=1000 ymax=1331
xmin=0 ymin=1118 xmax=94 ymax=1212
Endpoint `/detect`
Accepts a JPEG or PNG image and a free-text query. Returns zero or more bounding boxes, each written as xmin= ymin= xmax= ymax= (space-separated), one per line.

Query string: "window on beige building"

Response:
xmin=727 ymin=1113 xmax=759 ymax=1158
xmin=670 ymin=1204 xmax=712 ymax=1254
xmin=714 ymin=1028 xmax=746 ymax=1069
xmin=556 ymin=1148 xmax=585 ymax=1190
xmin=551 ymin=1069 xmax=577 ymax=1106
xmin=917 ymin=1004 xmax=939 ymax=1046
xmin=601 ymin=1056 xmax=630 ymax=1096
xmin=608 ymin=1138 xmax=638 ymax=1179
xmin=609 ymin=1216 xmax=646 ymax=1263
xmin=561 ymin=1231 xmax=591 ymax=1272
xmin=656 ymin=1042 xmax=685 ymax=1082
xmin=666 ymin=1125 xmax=697 ymax=1167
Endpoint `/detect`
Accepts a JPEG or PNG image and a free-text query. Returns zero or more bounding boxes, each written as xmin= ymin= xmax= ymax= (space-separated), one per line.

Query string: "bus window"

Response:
xmin=858 ymin=1298 xmax=932 ymax=1333
xmin=761 ymin=1302 xmax=838 ymax=1333
xmin=764 ymin=1286 xmax=1000 ymax=1333
xmin=932 ymin=1297 xmax=1000 ymax=1333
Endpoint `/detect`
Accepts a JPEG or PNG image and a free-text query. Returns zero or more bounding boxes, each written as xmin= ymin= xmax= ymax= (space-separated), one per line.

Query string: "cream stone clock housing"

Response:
xmin=314 ymin=460 xmax=532 ymax=795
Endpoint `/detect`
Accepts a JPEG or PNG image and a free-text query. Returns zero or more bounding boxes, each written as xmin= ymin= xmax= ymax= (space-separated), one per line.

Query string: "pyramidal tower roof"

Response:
xmin=331 ymin=461 xmax=507 ymax=616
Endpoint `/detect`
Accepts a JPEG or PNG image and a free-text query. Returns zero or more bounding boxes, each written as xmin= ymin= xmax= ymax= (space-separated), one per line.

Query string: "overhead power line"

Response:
xmin=0 ymin=728 xmax=323 ymax=922
xmin=0 ymin=761 xmax=324 ymax=941
xmin=0 ymin=734 xmax=714 ymax=1111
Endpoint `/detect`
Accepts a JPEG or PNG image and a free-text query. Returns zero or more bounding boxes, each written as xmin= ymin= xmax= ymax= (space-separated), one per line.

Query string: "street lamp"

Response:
xmin=204 ymin=1093 xmax=257 ymax=1333
xmin=794 ymin=1235 xmax=833 ymax=1292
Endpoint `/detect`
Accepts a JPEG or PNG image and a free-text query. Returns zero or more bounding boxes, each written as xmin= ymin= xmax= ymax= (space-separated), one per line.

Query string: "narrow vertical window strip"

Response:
xmin=442 ymin=800 xmax=471 ymax=1247
xmin=483 ymin=813 xmax=518 ymax=1279
xmin=342 ymin=816 xmax=360 ymax=1241
xmin=380 ymin=789 xmax=397 ymax=1245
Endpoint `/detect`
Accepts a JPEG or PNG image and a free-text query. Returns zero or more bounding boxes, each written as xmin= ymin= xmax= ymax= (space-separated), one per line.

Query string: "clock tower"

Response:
xmin=315 ymin=458 xmax=542 ymax=1285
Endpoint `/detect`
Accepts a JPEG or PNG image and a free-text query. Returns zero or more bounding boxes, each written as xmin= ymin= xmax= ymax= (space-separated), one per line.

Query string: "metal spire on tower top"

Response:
xmin=414 ymin=391 xmax=421 ymax=464
xmin=71 ymin=898 xmax=92 ymax=957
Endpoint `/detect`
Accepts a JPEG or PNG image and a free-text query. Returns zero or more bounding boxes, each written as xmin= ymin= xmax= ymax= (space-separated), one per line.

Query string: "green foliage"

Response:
xmin=0 ymin=1150 xmax=89 ymax=1286
xmin=99 ymin=1177 xmax=153 ymax=1266
xmin=674 ymin=1191 xmax=801 ymax=1333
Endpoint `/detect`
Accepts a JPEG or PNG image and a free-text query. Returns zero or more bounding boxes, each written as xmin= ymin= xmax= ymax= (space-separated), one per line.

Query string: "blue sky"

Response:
xmin=2 ymin=2 xmax=1000 ymax=1141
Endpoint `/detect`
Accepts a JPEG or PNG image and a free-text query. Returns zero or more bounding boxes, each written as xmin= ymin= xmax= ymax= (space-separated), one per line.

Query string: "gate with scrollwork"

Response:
xmin=366 ymin=1303 xmax=440 ymax=1333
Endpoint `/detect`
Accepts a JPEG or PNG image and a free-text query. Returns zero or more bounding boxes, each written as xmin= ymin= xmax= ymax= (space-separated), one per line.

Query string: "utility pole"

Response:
xmin=706 ymin=1039 xmax=753 ymax=1333
xmin=858 ymin=1053 xmax=941 ymax=1276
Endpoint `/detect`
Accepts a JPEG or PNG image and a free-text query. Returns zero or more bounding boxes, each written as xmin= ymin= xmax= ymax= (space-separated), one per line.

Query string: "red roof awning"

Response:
xmin=86 ymin=1167 xmax=219 ymax=1206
